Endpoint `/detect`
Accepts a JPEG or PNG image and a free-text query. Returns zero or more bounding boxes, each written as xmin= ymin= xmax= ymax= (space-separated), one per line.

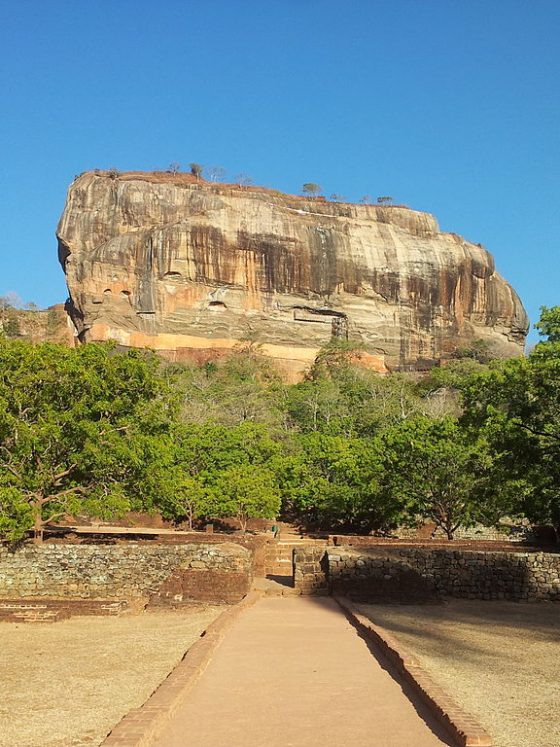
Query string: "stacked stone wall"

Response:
xmin=294 ymin=546 xmax=560 ymax=601
xmin=293 ymin=546 xmax=328 ymax=595
xmin=0 ymin=542 xmax=251 ymax=604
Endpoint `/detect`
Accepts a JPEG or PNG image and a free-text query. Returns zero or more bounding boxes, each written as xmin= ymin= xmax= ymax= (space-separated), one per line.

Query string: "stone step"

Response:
xmin=252 ymin=578 xmax=300 ymax=596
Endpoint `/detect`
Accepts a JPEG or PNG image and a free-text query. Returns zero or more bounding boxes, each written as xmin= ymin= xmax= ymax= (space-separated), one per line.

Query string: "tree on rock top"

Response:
xmin=302 ymin=183 xmax=322 ymax=196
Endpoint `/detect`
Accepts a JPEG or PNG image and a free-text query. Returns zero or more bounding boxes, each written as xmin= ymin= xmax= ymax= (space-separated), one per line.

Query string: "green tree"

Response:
xmin=175 ymin=350 xmax=286 ymax=428
xmin=0 ymin=340 xmax=173 ymax=541
xmin=209 ymin=464 xmax=280 ymax=532
xmin=189 ymin=162 xmax=203 ymax=179
xmin=534 ymin=305 xmax=560 ymax=342
xmin=275 ymin=433 xmax=387 ymax=532
xmin=151 ymin=466 xmax=209 ymax=530
xmin=287 ymin=343 xmax=427 ymax=438
xmin=532 ymin=305 xmax=560 ymax=360
xmin=380 ymin=416 xmax=496 ymax=539
xmin=143 ymin=421 xmax=278 ymax=529
xmin=461 ymin=308 xmax=560 ymax=537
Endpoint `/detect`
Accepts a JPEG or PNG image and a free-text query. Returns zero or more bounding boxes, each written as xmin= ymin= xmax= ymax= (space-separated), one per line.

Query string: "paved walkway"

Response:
xmin=152 ymin=597 xmax=453 ymax=747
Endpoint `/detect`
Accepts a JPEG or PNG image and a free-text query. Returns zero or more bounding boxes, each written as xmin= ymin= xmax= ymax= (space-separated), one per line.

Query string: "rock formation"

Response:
xmin=57 ymin=171 xmax=528 ymax=377
xmin=0 ymin=304 xmax=75 ymax=346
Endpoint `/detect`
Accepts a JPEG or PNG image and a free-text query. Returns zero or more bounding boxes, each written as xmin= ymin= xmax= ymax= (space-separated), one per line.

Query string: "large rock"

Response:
xmin=57 ymin=171 xmax=528 ymax=376
xmin=1 ymin=304 xmax=75 ymax=346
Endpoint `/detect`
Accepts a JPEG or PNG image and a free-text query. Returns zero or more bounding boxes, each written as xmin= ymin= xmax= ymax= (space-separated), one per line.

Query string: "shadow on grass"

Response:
xmin=354 ymin=596 xmax=560 ymax=671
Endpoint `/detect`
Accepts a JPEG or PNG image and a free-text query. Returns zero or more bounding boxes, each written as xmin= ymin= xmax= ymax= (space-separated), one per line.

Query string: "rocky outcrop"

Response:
xmin=57 ymin=171 xmax=528 ymax=376
xmin=0 ymin=304 xmax=75 ymax=346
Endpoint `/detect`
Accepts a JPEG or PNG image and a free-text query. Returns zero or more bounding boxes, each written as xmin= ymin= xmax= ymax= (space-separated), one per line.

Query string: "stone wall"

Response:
xmin=0 ymin=542 xmax=251 ymax=604
xmin=393 ymin=521 xmax=534 ymax=543
xmin=293 ymin=546 xmax=328 ymax=595
xmin=54 ymin=532 xmax=271 ymax=578
xmin=330 ymin=524 xmax=534 ymax=546
xmin=294 ymin=546 xmax=560 ymax=602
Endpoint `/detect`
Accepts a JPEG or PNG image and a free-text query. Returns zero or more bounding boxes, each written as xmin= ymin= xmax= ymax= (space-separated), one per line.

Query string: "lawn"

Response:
xmin=359 ymin=599 xmax=560 ymax=747
xmin=0 ymin=605 xmax=222 ymax=747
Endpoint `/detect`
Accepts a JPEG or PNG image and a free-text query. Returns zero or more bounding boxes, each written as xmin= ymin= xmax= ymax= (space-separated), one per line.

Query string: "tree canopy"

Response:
xmin=1 ymin=308 xmax=559 ymax=542
xmin=0 ymin=340 xmax=174 ymax=540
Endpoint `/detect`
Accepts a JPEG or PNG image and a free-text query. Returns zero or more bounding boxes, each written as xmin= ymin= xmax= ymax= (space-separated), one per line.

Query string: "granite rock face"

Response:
xmin=58 ymin=172 xmax=528 ymax=375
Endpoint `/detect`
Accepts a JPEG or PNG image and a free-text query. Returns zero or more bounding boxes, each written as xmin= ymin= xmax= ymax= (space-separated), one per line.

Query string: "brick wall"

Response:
xmin=294 ymin=546 xmax=560 ymax=601
xmin=0 ymin=542 xmax=252 ymax=604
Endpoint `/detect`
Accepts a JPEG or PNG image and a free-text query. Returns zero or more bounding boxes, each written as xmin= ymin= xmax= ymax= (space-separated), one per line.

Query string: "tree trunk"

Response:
xmin=33 ymin=508 xmax=44 ymax=544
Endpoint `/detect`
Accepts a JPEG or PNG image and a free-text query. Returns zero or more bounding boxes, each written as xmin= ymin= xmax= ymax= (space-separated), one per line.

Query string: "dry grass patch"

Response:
xmin=0 ymin=605 xmax=222 ymax=747
xmin=359 ymin=599 xmax=560 ymax=747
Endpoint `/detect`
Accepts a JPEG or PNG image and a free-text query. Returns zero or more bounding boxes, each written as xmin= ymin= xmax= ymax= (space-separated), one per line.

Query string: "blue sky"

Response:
xmin=1 ymin=0 xmax=558 ymax=342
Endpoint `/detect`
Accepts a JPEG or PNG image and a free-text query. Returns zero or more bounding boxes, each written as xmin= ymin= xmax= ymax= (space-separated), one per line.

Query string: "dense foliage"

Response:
xmin=1 ymin=307 xmax=559 ymax=542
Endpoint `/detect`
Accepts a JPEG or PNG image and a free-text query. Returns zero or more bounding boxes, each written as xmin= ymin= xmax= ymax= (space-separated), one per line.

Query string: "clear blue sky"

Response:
xmin=1 ymin=0 xmax=558 ymax=342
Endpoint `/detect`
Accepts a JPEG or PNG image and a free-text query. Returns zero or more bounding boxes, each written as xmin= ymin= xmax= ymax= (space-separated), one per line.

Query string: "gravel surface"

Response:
xmin=0 ymin=606 xmax=222 ymax=747
xmin=359 ymin=600 xmax=560 ymax=747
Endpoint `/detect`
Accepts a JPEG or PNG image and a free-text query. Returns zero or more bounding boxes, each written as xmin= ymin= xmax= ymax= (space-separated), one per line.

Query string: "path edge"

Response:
xmin=334 ymin=596 xmax=493 ymax=747
xmin=102 ymin=590 xmax=262 ymax=747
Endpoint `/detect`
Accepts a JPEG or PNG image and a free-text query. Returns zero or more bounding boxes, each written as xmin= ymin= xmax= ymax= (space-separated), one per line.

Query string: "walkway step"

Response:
xmin=252 ymin=578 xmax=299 ymax=596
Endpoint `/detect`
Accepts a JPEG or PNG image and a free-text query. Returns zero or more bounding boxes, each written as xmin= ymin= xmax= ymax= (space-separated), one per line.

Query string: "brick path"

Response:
xmin=152 ymin=597 xmax=453 ymax=747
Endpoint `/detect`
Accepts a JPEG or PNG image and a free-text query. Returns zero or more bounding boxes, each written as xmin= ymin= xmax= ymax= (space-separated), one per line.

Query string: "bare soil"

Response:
xmin=0 ymin=605 xmax=221 ymax=747
xmin=359 ymin=600 xmax=560 ymax=747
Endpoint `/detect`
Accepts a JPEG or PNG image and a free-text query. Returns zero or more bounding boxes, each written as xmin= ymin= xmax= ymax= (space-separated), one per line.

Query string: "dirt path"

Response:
xmin=359 ymin=600 xmax=560 ymax=747
xmin=0 ymin=606 xmax=221 ymax=747
xmin=152 ymin=597 xmax=453 ymax=747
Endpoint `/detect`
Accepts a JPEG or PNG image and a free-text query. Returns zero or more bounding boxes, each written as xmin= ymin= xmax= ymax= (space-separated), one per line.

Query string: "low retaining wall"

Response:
xmin=0 ymin=598 xmax=128 ymax=623
xmin=295 ymin=546 xmax=560 ymax=601
xmin=52 ymin=532 xmax=272 ymax=578
xmin=153 ymin=533 xmax=270 ymax=578
xmin=0 ymin=542 xmax=252 ymax=604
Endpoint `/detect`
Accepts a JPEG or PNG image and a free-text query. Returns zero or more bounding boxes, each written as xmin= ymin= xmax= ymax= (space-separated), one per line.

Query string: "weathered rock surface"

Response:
xmin=58 ymin=171 xmax=528 ymax=375
xmin=0 ymin=304 xmax=75 ymax=346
